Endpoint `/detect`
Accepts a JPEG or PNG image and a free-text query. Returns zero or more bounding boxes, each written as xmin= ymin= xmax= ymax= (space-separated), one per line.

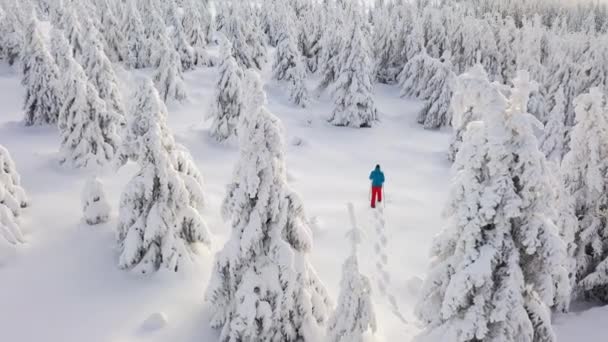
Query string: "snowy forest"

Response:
xmin=2 ymin=0 xmax=608 ymax=341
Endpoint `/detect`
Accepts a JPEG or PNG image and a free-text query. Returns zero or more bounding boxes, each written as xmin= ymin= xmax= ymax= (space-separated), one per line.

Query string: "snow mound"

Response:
xmin=291 ymin=136 xmax=305 ymax=147
xmin=140 ymin=312 xmax=168 ymax=332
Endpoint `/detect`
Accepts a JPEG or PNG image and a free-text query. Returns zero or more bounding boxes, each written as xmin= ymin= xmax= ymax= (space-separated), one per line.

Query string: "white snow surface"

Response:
xmin=0 ymin=59 xmax=605 ymax=341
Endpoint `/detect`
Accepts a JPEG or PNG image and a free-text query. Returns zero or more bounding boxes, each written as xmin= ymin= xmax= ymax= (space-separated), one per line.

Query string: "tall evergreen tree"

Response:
xmin=58 ymin=58 xmax=121 ymax=168
xmin=153 ymin=37 xmax=188 ymax=103
xmin=117 ymin=79 xmax=211 ymax=274
xmin=562 ymin=88 xmax=608 ymax=301
xmin=122 ymin=0 xmax=147 ymax=69
xmin=328 ymin=22 xmax=377 ymax=128
xmin=416 ymin=71 xmax=568 ymax=341
xmin=21 ymin=15 xmax=61 ymax=126
xmin=82 ymin=29 xmax=126 ymax=122
xmin=221 ymin=2 xmax=266 ymax=70
xmin=273 ymin=29 xmax=310 ymax=108
xmin=540 ymin=86 xmax=567 ymax=162
xmin=208 ymin=39 xmax=245 ymax=143
xmin=205 ymin=71 xmax=331 ymax=341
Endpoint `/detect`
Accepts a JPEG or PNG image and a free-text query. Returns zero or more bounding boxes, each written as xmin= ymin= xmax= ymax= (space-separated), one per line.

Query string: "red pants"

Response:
xmin=371 ymin=186 xmax=383 ymax=208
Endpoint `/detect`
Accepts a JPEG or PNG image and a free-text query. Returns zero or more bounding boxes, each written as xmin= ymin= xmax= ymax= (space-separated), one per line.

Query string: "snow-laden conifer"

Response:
xmin=540 ymin=87 xmax=568 ymax=162
xmin=328 ymin=22 xmax=377 ymax=128
xmin=208 ymin=38 xmax=245 ymax=143
xmin=58 ymin=57 xmax=121 ymax=169
xmin=122 ymin=0 xmax=147 ymax=69
xmin=416 ymin=71 xmax=568 ymax=341
xmin=221 ymin=3 xmax=266 ymax=70
xmin=98 ymin=0 xmax=126 ymax=62
xmin=0 ymin=4 xmax=22 ymax=65
xmin=82 ymin=29 xmax=126 ymax=122
xmin=399 ymin=52 xmax=456 ymax=129
xmin=0 ymin=145 xmax=27 ymax=256
xmin=153 ymin=37 xmax=188 ymax=103
xmin=205 ymin=71 xmax=331 ymax=341
xmin=117 ymin=79 xmax=211 ymax=274
xmin=327 ymin=204 xmax=376 ymax=342
xmin=562 ymin=88 xmax=608 ymax=301
xmin=273 ymin=29 xmax=310 ymax=107
xmin=548 ymin=163 xmax=577 ymax=312
xmin=50 ymin=27 xmax=72 ymax=71
xmin=0 ymin=145 xmax=28 ymax=217
xmin=62 ymin=6 xmax=84 ymax=61
xmin=21 ymin=14 xmax=61 ymax=126
xmin=82 ymin=177 xmax=111 ymax=225
xmin=447 ymin=65 xmax=500 ymax=162
xmin=181 ymin=0 xmax=209 ymax=65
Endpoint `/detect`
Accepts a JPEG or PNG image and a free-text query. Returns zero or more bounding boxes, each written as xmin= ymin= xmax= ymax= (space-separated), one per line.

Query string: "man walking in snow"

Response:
xmin=369 ymin=164 xmax=385 ymax=208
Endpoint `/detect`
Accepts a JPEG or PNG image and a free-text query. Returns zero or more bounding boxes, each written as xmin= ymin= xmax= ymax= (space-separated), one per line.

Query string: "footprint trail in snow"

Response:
xmin=370 ymin=205 xmax=409 ymax=325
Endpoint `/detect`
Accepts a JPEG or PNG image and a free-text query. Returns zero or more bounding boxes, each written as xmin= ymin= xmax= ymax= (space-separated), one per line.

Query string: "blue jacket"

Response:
xmin=369 ymin=168 xmax=385 ymax=187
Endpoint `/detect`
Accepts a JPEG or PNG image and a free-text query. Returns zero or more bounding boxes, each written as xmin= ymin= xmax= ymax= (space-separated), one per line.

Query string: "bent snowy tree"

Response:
xmin=205 ymin=71 xmax=331 ymax=341
xmin=116 ymin=79 xmax=211 ymax=274
xmin=398 ymin=51 xmax=455 ymax=129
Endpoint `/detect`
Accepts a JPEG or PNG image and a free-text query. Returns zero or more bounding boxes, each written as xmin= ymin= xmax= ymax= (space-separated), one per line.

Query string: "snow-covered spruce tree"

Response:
xmin=98 ymin=0 xmax=126 ymax=62
xmin=50 ymin=27 xmax=74 ymax=72
xmin=422 ymin=7 xmax=449 ymax=59
xmin=398 ymin=51 xmax=456 ymax=129
xmin=496 ymin=16 xmax=518 ymax=84
xmin=153 ymin=38 xmax=188 ymax=103
xmin=317 ymin=1 xmax=345 ymax=92
xmin=117 ymin=79 xmax=211 ymax=274
xmin=182 ymin=0 xmax=209 ymax=66
xmin=447 ymin=65 xmax=502 ymax=162
xmin=82 ymin=177 xmax=111 ymax=225
xmin=122 ymin=0 xmax=147 ymax=69
xmin=417 ymin=53 xmax=456 ymax=129
xmin=21 ymin=15 xmax=61 ymax=126
xmin=273 ymin=30 xmax=310 ymax=108
xmin=62 ymin=6 xmax=85 ymax=62
xmin=205 ymin=71 xmax=331 ymax=341
xmin=397 ymin=51 xmax=435 ymax=100
xmin=545 ymin=44 xmax=580 ymax=128
xmin=548 ymin=163 xmax=577 ymax=312
xmin=562 ymin=88 xmax=608 ymax=302
xmin=328 ymin=22 xmax=377 ymax=128
xmin=221 ymin=2 xmax=266 ymax=70
xmin=416 ymin=71 xmax=569 ymax=341
xmin=327 ymin=205 xmax=377 ymax=342
xmin=0 ymin=145 xmax=27 ymax=254
xmin=298 ymin=2 xmax=325 ymax=74
xmin=540 ymin=87 xmax=568 ymax=162
xmin=0 ymin=145 xmax=28 ymax=217
xmin=0 ymin=4 xmax=22 ymax=66
xmin=58 ymin=57 xmax=120 ymax=169
xmin=81 ymin=29 xmax=126 ymax=122
xmin=208 ymin=39 xmax=245 ymax=143
xmin=168 ymin=2 xmax=197 ymax=71
xmin=192 ymin=0 xmax=213 ymax=43
xmin=372 ymin=3 xmax=399 ymax=84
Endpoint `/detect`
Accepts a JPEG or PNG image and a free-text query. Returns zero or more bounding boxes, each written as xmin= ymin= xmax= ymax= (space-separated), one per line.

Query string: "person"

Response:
xmin=369 ymin=164 xmax=385 ymax=208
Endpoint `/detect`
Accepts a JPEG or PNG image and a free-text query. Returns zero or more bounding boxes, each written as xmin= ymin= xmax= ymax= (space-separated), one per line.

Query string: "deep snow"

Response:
xmin=0 ymin=60 xmax=604 ymax=341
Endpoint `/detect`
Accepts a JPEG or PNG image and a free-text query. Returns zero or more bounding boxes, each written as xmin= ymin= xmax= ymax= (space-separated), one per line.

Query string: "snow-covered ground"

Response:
xmin=0 ymin=61 xmax=605 ymax=341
